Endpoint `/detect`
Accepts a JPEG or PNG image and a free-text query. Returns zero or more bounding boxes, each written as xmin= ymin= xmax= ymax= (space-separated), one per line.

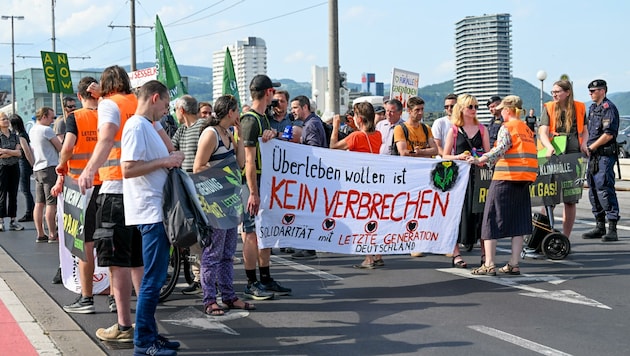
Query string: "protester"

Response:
xmin=240 ymin=74 xmax=291 ymax=300
xmin=330 ymin=102 xmax=382 ymax=269
xmin=538 ymin=80 xmax=588 ymax=238
xmin=0 ymin=112 xmax=24 ymax=232
xmin=442 ymin=94 xmax=490 ymax=268
xmin=77 ymin=65 xmax=142 ymax=343
xmin=121 ymin=80 xmax=184 ymax=356
xmin=432 ymin=93 xmax=458 ymax=157
xmin=393 ymin=96 xmax=437 ymax=158
xmin=9 ymin=115 xmax=34 ymax=222
xmin=375 ymin=99 xmax=404 ymax=155
xmin=193 ymin=94 xmax=249 ymax=315
xmin=50 ymin=76 xmax=102 ymax=314
xmin=469 ymin=95 xmax=537 ymax=276
xmin=582 ymin=79 xmax=620 ymax=242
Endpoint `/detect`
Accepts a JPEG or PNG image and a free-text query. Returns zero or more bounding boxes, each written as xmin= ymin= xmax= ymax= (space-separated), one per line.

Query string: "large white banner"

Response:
xmin=257 ymin=140 xmax=470 ymax=255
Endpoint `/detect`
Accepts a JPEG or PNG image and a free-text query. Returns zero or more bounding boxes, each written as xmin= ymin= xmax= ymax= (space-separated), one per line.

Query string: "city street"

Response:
xmin=1 ymin=178 xmax=630 ymax=355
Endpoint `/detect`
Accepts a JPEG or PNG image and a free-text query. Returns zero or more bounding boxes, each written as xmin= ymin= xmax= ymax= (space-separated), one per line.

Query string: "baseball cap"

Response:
xmin=588 ymin=79 xmax=607 ymax=90
xmin=249 ymin=74 xmax=281 ymax=92
xmin=374 ymin=105 xmax=385 ymax=114
xmin=495 ymin=95 xmax=523 ymax=111
xmin=486 ymin=96 xmax=501 ymax=107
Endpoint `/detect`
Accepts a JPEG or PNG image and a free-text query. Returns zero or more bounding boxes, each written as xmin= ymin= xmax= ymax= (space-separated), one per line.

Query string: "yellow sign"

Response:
xmin=40 ymin=51 xmax=73 ymax=94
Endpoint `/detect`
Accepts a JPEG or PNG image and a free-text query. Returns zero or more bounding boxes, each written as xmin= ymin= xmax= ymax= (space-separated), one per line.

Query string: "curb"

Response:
xmin=0 ymin=247 xmax=106 ymax=356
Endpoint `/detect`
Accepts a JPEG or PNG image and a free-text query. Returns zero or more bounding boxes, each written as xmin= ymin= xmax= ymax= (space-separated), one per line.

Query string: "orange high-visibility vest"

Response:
xmin=493 ymin=120 xmax=538 ymax=182
xmin=544 ymin=100 xmax=586 ymax=145
xmin=67 ymin=108 xmax=101 ymax=185
xmin=98 ymin=93 xmax=138 ymax=181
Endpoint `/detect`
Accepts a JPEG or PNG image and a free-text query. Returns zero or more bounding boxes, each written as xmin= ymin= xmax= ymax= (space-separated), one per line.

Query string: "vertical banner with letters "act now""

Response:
xmin=40 ymin=51 xmax=73 ymax=94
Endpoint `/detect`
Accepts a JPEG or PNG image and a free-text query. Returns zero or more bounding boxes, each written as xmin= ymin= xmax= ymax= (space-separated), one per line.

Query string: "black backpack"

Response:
xmin=390 ymin=123 xmax=429 ymax=155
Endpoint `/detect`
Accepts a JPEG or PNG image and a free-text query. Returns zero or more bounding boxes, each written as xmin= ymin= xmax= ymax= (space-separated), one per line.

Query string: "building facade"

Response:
xmin=212 ymin=37 xmax=268 ymax=104
xmin=454 ymin=13 xmax=512 ymax=121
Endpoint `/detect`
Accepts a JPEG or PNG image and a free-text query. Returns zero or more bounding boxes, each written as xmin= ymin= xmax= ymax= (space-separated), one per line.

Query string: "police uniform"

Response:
xmin=584 ymin=79 xmax=620 ymax=241
xmin=486 ymin=96 xmax=503 ymax=147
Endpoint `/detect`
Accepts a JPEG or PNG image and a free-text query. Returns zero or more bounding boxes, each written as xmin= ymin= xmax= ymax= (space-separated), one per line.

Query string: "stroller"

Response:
xmin=522 ymin=206 xmax=571 ymax=260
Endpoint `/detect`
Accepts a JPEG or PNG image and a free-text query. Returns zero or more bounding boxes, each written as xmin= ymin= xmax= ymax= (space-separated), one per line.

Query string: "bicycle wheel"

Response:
xmin=159 ymin=246 xmax=181 ymax=302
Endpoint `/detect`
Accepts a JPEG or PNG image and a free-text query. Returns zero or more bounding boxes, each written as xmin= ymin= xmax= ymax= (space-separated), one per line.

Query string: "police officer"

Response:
xmin=582 ymin=79 xmax=620 ymax=241
xmin=486 ymin=96 xmax=503 ymax=147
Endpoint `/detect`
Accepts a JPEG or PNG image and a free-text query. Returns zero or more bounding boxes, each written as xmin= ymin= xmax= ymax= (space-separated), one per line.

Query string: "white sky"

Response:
xmin=1 ymin=0 xmax=627 ymax=101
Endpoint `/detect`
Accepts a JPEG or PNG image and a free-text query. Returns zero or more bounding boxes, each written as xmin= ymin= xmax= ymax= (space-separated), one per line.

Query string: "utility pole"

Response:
xmin=327 ymin=0 xmax=340 ymax=116
xmin=1 ymin=15 xmax=24 ymax=114
xmin=108 ymin=0 xmax=153 ymax=71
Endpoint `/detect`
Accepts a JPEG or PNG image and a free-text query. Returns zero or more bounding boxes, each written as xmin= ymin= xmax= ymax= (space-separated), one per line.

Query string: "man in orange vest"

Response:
xmin=77 ymin=65 xmax=145 ymax=344
xmin=50 ymin=76 xmax=102 ymax=314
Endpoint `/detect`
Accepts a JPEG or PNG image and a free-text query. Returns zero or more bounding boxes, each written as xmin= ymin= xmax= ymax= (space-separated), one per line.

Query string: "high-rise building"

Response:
xmin=454 ymin=13 xmax=512 ymax=121
xmin=212 ymin=37 xmax=268 ymax=103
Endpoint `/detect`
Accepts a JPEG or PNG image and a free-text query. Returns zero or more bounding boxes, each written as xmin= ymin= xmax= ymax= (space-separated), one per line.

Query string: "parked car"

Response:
xmin=617 ymin=116 xmax=630 ymax=158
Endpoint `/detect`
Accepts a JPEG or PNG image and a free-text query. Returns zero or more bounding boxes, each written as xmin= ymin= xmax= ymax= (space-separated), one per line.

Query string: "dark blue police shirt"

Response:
xmin=587 ymin=97 xmax=619 ymax=146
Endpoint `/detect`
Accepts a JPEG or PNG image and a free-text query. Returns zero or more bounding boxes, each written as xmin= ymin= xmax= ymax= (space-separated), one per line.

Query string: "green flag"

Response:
xmin=222 ymin=48 xmax=241 ymax=109
xmin=155 ymin=15 xmax=187 ymax=99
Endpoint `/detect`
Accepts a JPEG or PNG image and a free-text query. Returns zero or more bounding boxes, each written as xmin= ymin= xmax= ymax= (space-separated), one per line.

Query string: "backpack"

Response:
xmin=162 ymin=168 xmax=212 ymax=248
xmin=391 ymin=123 xmax=428 ymax=155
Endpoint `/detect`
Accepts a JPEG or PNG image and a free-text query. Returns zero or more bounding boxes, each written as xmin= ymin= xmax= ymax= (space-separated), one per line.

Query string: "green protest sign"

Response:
xmin=40 ymin=51 xmax=74 ymax=94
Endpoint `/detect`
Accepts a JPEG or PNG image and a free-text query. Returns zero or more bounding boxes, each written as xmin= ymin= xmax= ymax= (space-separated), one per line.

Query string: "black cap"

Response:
xmin=374 ymin=105 xmax=385 ymax=113
xmin=588 ymin=79 xmax=607 ymax=89
xmin=249 ymin=74 xmax=281 ymax=92
xmin=487 ymin=96 xmax=501 ymax=107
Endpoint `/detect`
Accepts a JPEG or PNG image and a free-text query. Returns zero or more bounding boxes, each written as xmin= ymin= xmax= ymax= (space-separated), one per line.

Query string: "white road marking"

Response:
xmin=469 ymin=325 xmax=573 ymax=356
xmin=163 ymin=306 xmax=246 ymax=335
xmin=570 ymin=218 xmax=630 ymax=231
xmin=270 ymin=255 xmax=343 ymax=281
xmin=440 ymin=268 xmax=611 ymax=309
xmin=496 ymin=247 xmax=581 ymax=266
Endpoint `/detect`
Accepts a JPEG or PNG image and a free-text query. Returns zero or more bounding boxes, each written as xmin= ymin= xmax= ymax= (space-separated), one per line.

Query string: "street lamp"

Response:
xmin=536 ymin=70 xmax=547 ymax=118
xmin=313 ymin=89 xmax=320 ymax=109
xmin=1 ymin=15 xmax=25 ymax=115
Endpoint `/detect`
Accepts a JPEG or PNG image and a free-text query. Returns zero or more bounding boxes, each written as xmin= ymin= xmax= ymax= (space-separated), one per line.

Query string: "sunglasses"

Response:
xmin=444 ymin=105 xmax=454 ymax=109
xmin=589 ymin=88 xmax=600 ymax=93
xmin=467 ymin=105 xmax=479 ymax=110
xmin=65 ymin=105 xmax=76 ymax=109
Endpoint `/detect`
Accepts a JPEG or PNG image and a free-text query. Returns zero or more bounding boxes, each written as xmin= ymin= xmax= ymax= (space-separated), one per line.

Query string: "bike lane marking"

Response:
xmin=0 ymin=278 xmax=58 ymax=355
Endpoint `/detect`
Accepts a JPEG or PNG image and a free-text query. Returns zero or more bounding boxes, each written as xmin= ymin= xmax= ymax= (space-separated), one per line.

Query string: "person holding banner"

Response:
xmin=538 ymin=80 xmax=588 ymax=238
xmin=469 ymin=95 xmax=537 ymax=276
xmin=50 ymin=76 xmax=102 ymax=314
xmin=193 ymin=94 xmax=249 ymax=314
xmin=442 ymin=94 xmax=490 ymax=268
xmin=330 ymin=102 xmax=383 ymax=269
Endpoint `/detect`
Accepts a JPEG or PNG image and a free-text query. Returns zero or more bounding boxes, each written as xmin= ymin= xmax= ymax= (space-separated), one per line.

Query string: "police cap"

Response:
xmin=588 ymin=79 xmax=607 ymax=90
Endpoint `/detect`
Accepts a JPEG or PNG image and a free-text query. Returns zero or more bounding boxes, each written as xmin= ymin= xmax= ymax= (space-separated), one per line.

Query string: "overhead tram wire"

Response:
xmin=170 ymin=1 xmax=326 ymax=43
xmin=164 ymin=1 xmax=244 ymax=27
xmin=163 ymin=0 xmax=230 ymax=27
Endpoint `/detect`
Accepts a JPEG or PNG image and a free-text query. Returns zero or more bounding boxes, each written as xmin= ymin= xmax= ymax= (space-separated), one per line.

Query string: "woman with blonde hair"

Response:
xmin=442 ymin=94 xmax=490 ymax=268
xmin=469 ymin=96 xmax=538 ymax=275
xmin=538 ymin=80 xmax=588 ymax=238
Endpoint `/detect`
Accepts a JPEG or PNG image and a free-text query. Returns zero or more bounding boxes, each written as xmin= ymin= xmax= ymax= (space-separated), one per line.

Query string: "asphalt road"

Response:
xmin=1 ymin=187 xmax=630 ymax=356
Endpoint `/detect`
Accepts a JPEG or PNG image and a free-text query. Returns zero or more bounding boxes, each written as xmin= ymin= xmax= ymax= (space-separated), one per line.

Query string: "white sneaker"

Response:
xmin=0 ymin=222 xmax=4 ymax=231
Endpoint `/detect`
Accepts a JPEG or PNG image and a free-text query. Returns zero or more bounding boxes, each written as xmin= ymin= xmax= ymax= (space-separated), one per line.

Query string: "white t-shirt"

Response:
xmin=431 ymin=116 xmax=453 ymax=154
xmin=376 ymin=118 xmax=404 ymax=155
xmin=97 ymin=98 xmax=123 ymax=194
xmin=121 ymin=115 xmax=170 ymax=225
xmin=30 ymin=123 xmax=59 ymax=172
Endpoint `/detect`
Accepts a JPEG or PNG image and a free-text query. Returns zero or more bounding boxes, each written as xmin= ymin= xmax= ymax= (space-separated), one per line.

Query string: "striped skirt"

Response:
xmin=481 ymin=180 xmax=533 ymax=240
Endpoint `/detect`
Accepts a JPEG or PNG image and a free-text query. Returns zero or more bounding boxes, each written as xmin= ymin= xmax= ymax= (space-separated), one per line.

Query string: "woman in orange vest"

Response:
xmin=467 ymin=96 xmax=538 ymax=276
xmin=538 ymin=80 xmax=588 ymax=238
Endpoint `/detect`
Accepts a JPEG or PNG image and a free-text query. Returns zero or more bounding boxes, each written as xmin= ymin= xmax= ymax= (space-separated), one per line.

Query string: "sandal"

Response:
xmin=471 ymin=264 xmax=496 ymax=276
xmin=204 ymin=303 xmax=225 ymax=316
xmin=451 ymin=255 xmax=468 ymax=268
xmin=353 ymin=262 xmax=375 ymax=269
xmin=498 ymin=263 xmax=520 ymax=275
xmin=224 ymin=298 xmax=256 ymax=311
xmin=373 ymin=259 xmax=385 ymax=267
xmin=480 ymin=255 xmax=486 ymax=267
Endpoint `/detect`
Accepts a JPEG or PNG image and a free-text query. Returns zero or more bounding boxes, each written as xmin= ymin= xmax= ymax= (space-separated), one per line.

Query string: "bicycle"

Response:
xmin=159 ymin=246 xmax=195 ymax=302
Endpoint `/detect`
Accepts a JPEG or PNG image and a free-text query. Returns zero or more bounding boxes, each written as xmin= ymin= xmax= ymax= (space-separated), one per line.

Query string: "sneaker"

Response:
xmin=95 ymin=323 xmax=134 ymax=343
xmin=63 ymin=296 xmax=95 ymax=314
xmin=0 ymin=222 xmax=4 ymax=231
xmin=36 ymin=235 xmax=49 ymax=243
xmin=9 ymin=222 xmax=24 ymax=231
xmin=291 ymin=250 xmax=317 ymax=260
xmin=157 ymin=335 xmax=180 ymax=350
xmin=134 ymin=341 xmax=177 ymax=356
xmin=181 ymin=281 xmax=202 ymax=295
xmin=232 ymin=256 xmax=242 ymax=264
xmin=261 ymin=279 xmax=291 ymax=296
xmin=107 ymin=295 xmax=117 ymax=313
xmin=48 ymin=235 xmax=59 ymax=244
xmin=243 ymin=281 xmax=275 ymax=300
xmin=52 ymin=267 xmax=62 ymax=284
xmin=18 ymin=214 xmax=33 ymax=222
